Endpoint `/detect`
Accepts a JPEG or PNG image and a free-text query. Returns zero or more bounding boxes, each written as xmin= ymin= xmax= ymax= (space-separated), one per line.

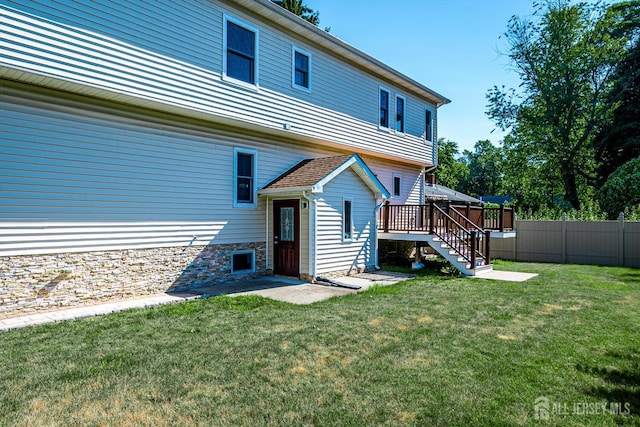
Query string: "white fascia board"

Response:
xmin=313 ymin=155 xmax=390 ymax=199
xmin=312 ymin=157 xmax=357 ymax=193
xmin=257 ymin=186 xmax=313 ymax=196
xmin=352 ymin=156 xmax=390 ymax=199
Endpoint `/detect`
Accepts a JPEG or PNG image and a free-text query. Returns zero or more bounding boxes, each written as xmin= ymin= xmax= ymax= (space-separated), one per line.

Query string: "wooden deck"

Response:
xmin=379 ymin=202 xmax=514 ymax=234
xmin=377 ymin=202 xmax=515 ymax=275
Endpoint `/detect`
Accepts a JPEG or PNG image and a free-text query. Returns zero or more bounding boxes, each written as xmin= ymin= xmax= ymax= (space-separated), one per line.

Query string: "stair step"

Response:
xmin=471 ymin=264 xmax=494 ymax=275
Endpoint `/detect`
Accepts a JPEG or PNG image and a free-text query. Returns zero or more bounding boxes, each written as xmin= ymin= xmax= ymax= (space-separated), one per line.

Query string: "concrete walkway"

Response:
xmin=0 ymin=269 xmax=538 ymax=332
xmin=0 ymin=271 xmax=414 ymax=332
xmin=472 ymin=270 xmax=538 ymax=282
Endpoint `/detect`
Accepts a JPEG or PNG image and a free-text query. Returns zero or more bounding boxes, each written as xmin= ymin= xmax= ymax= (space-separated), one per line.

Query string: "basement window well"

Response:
xmin=231 ymin=250 xmax=255 ymax=274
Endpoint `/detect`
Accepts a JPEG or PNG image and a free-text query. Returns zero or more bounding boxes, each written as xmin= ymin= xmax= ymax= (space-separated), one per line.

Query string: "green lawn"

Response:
xmin=1 ymin=261 xmax=639 ymax=426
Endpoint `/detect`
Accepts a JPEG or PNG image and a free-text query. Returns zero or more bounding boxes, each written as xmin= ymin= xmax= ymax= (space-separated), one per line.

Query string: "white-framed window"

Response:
xmin=223 ymin=15 xmax=259 ymax=88
xmin=392 ymin=174 xmax=402 ymax=198
xmin=292 ymin=46 xmax=311 ymax=92
xmin=425 ymin=107 xmax=434 ymax=142
xmin=379 ymin=87 xmax=391 ymax=129
xmin=343 ymin=198 xmax=353 ymax=241
xmin=395 ymin=94 xmax=406 ymax=133
xmin=233 ymin=147 xmax=258 ymax=208
xmin=231 ymin=250 xmax=255 ymax=274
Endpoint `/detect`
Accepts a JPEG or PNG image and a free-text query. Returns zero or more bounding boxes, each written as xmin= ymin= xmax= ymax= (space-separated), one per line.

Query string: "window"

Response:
xmin=234 ymin=148 xmax=257 ymax=207
xmin=425 ymin=108 xmax=433 ymax=142
xmin=396 ymin=95 xmax=405 ymax=133
xmin=379 ymin=87 xmax=390 ymax=128
xmin=224 ymin=16 xmax=258 ymax=86
xmin=343 ymin=199 xmax=353 ymax=241
xmin=231 ymin=250 xmax=255 ymax=274
xmin=292 ymin=47 xmax=311 ymax=91
xmin=392 ymin=174 xmax=402 ymax=198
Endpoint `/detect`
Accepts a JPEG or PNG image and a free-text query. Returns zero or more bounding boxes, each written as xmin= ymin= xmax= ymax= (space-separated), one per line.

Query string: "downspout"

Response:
xmin=374 ymin=198 xmax=386 ymax=270
xmin=265 ymin=196 xmax=269 ymax=274
xmin=302 ymin=191 xmax=317 ymax=280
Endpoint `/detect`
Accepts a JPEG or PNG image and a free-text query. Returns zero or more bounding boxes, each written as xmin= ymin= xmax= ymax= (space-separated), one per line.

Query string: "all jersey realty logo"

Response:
xmin=534 ymin=396 xmax=631 ymax=420
xmin=534 ymin=396 xmax=550 ymax=420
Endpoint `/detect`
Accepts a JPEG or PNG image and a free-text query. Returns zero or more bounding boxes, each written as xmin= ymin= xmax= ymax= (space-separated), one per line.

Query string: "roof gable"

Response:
xmin=260 ymin=154 xmax=389 ymax=198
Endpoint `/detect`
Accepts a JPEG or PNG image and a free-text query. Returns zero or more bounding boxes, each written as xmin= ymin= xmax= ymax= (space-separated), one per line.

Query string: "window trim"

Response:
xmin=231 ymin=250 xmax=256 ymax=274
xmin=233 ymin=147 xmax=258 ymax=208
xmin=425 ymin=107 xmax=435 ymax=142
xmin=342 ymin=198 xmax=353 ymax=242
xmin=378 ymin=86 xmax=391 ymax=130
xmin=223 ymin=15 xmax=259 ymax=89
xmin=392 ymin=174 xmax=402 ymax=198
xmin=395 ymin=94 xmax=406 ymax=134
xmin=291 ymin=46 xmax=312 ymax=92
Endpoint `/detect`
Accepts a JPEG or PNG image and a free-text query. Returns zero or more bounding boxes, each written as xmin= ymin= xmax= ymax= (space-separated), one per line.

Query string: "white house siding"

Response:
xmin=0 ymin=0 xmax=437 ymax=165
xmin=362 ymin=156 xmax=424 ymax=205
xmin=315 ymin=169 xmax=376 ymax=275
xmin=2 ymin=88 xmax=365 ymax=256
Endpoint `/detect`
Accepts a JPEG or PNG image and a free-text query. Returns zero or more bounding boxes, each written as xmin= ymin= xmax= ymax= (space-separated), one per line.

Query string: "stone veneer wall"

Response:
xmin=0 ymin=242 xmax=266 ymax=317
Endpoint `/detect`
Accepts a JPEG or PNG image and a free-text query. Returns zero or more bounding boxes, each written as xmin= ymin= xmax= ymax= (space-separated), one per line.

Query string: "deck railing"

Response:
xmin=450 ymin=204 xmax=514 ymax=232
xmin=379 ymin=202 xmax=490 ymax=266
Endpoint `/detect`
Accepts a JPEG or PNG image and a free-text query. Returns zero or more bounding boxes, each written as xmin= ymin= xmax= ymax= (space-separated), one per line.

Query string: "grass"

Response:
xmin=1 ymin=261 xmax=639 ymax=426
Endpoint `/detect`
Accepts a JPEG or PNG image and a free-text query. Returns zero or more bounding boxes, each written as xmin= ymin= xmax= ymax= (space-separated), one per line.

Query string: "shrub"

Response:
xmin=598 ymin=157 xmax=640 ymax=219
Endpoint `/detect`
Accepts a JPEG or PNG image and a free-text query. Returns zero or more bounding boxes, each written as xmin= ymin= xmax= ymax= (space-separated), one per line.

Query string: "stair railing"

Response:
xmin=448 ymin=205 xmax=491 ymax=265
xmin=430 ymin=203 xmax=488 ymax=267
xmin=379 ymin=202 xmax=490 ymax=268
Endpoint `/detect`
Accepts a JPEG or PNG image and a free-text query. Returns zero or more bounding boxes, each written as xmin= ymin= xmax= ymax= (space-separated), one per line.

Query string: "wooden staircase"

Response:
xmin=379 ymin=202 xmax=493 ymax=276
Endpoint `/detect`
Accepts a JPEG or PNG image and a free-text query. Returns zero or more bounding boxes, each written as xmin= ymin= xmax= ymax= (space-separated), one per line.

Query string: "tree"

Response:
xmin=435 ymin=138 xmax=468 ymax=189
xmin=594 ymin=29 xmax=640 ymax=186
xmin=487 ymin=0 xmax=640 ymax=210
xmin=272 ymin=0 xmax=320 ymax=26
xmin=501 ymin=134 xmax=563 ymax=212
xmin=458 ymin=140 xmax=504 ymax=197
xmin=597 ymin=156 xmax=640 ymax=218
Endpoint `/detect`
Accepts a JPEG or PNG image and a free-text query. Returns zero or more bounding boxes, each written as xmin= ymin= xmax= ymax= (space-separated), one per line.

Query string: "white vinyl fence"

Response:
xmin=491 ymin=214 xmax=640 ymax=268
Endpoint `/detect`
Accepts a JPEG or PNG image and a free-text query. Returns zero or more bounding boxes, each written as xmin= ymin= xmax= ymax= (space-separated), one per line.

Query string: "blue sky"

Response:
xmin=311 ymin=0 xmax=537 ymax=153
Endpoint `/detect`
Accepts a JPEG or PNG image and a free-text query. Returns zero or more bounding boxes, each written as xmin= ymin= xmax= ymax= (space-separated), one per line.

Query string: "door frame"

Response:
xmin=273 ymin=199 xmax=300 ymax=277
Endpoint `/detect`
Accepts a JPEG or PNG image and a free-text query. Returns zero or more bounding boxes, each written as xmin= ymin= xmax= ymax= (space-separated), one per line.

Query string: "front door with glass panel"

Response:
xmin=273 ymin=199 xmax=300 ymax=277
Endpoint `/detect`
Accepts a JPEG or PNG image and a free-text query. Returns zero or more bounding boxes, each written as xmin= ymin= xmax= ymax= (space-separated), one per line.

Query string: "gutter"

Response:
xmin=265 ymin=196 xmax=270 ymax=274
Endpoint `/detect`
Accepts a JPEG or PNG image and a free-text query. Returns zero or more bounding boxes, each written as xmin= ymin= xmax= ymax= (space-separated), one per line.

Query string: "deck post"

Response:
xmin=383 ymin=201 xmax=390 ymax=233
xmin=481 ymin=204 xmax=485 ymax=229
xmin=465 ymin=203 xmax=470 ymax=221
xmin=429 ymin=201 xmax=435 ymax=235
xmin=470 ymin=230 xmax=477 ymax=267
xmin=485 ymin=230 xmax=491 ymax=264
xmin=499 ymin=204 xmax=505 ymax=232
